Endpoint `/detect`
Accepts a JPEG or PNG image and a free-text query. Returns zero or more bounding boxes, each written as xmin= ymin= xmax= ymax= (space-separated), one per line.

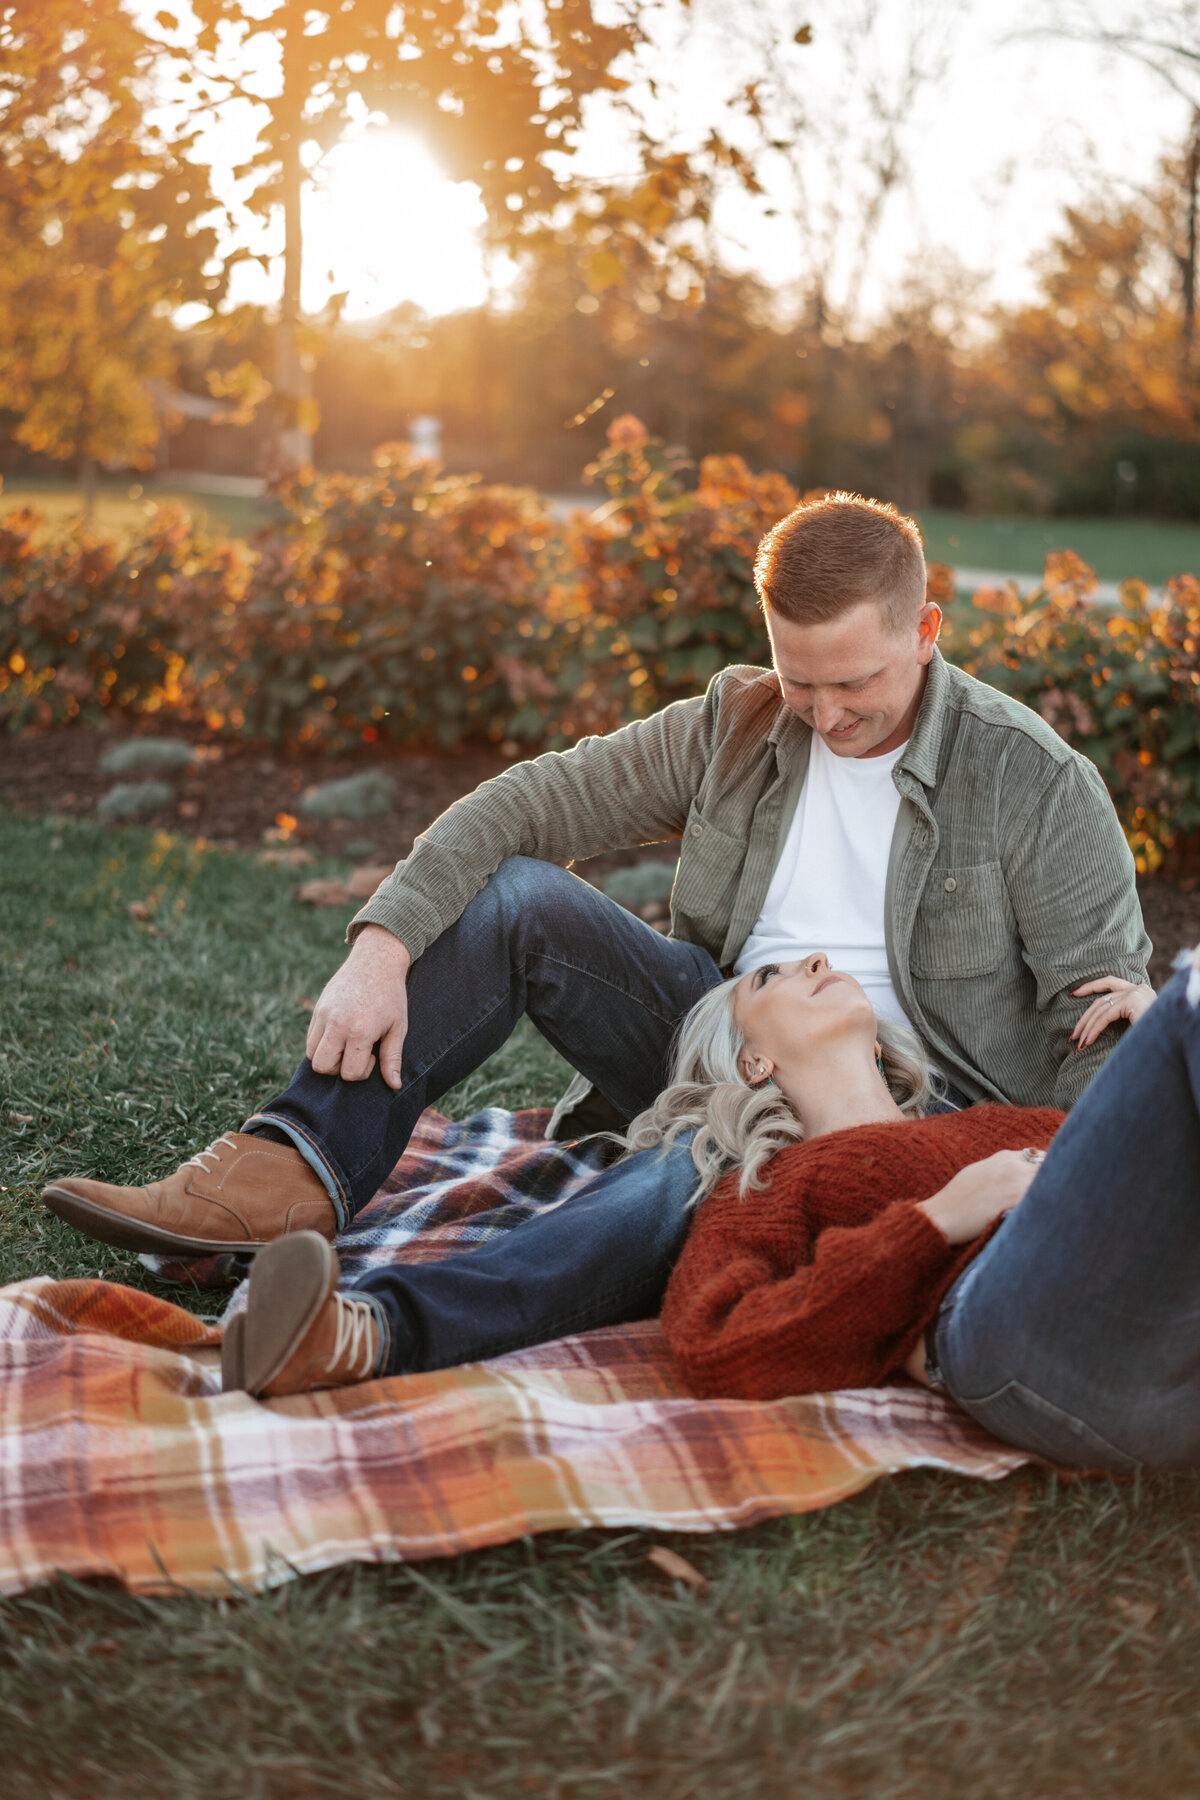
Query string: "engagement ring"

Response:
xmin=1021 ymin=1147 xmax=1046 ymax=1165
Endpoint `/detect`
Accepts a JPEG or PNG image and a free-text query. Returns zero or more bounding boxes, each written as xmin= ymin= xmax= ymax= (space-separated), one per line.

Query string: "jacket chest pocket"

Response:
xmin=671 ymin=801 xmax=746 ymax=923
xmin=909 ymin=860 xmax=1012 ymax=979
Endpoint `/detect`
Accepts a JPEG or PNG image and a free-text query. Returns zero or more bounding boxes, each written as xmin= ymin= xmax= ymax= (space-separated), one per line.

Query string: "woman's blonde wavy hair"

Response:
xmin=617 ymin=974 xmax=941 ymax=1204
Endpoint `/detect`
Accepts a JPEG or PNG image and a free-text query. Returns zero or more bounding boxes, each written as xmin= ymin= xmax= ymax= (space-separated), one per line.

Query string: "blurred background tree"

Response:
xmin=172 ymin=0 xmax=645 ymax=470
xmin=7 ymin=1 xmax=1200 ymax=525
xmin=0 ymin=0 xmax=234 ymax=517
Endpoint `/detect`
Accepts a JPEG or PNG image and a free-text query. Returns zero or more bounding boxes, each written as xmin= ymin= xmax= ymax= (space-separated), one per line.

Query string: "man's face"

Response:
xmin=764 ymin=598 xmax=941 ymax=759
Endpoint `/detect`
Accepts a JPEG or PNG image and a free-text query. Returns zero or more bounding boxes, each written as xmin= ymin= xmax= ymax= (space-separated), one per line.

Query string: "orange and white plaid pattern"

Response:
xmin=0 ymin=1112 xmax=1035 ymax=1597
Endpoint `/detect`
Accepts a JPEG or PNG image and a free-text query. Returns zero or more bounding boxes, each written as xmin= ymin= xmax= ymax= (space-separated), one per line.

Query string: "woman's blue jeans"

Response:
xmin=935 ymin=956 xmax=1200 ymax=1471
xmin=248 ymin=856 xmax=723 ymax=1373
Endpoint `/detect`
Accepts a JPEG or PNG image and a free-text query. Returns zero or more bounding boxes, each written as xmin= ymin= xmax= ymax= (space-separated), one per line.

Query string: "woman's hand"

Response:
xmin=917 ymin=1150 xmax=1041 ymax=1246
xmin=1069 ymin=975 xmax=1157 ymax=1053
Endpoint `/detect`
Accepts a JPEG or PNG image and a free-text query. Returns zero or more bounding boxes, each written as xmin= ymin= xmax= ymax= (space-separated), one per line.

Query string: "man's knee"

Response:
xmin=469 ymin=855 xmax=602 ymax=940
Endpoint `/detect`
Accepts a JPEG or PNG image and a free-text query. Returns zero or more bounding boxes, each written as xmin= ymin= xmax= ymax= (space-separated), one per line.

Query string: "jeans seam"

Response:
xmin=522 ymin=948 xmax=706 ymax=1027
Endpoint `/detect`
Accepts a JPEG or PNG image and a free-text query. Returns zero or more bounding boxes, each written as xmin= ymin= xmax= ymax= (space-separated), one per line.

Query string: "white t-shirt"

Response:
xmin=733 ymin=733 xmax=912 ymax=1028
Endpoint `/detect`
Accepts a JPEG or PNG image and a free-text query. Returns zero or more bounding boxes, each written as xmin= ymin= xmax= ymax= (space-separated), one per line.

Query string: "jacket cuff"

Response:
xmin=346 ymin=884 xmax=442 ymax=958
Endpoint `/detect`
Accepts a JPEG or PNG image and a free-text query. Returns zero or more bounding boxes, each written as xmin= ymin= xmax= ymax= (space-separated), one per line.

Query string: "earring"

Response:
xmin=876 ymin=1053 xmax=886 ymax=1079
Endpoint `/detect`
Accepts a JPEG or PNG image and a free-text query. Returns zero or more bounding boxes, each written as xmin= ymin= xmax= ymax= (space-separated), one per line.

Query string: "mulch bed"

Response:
xmin=0 ymin=723 xmax=679 ymax=897
xmin=1 ymin=721 xmax=1196 ymax=986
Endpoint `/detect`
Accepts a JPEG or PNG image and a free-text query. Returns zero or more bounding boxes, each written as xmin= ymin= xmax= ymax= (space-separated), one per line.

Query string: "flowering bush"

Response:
xmin=943 ymin=551 xmax=1200 ymax=870
xmin=208 ymin=452 xmax=554 ymax=749
xmin=523 ymin=418 xmax=795 ymax=741
xmin=2 ymin=426 xmax=1199 ymax=861
xmin=0 ymin=504 xmax=242 ymax=727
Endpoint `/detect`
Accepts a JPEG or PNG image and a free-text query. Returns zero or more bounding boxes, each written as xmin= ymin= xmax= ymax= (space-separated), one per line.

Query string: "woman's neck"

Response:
xmin=776 ymin=1051 xmax=906 ymax=1141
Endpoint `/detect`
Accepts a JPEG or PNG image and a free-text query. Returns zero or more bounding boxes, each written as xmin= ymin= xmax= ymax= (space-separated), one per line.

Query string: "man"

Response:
xmin=45 ymin=494 xmax=1151 ymax=1395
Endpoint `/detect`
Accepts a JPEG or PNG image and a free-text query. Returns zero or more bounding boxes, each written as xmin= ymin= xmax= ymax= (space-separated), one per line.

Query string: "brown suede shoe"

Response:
xmin=220 ymin=1311 xmax=246 ymax=1392
xmin=42 ymin=1133 xmax=337 ymax=1256
xmin=228 ymin=1232 xmax=381 ymax=1398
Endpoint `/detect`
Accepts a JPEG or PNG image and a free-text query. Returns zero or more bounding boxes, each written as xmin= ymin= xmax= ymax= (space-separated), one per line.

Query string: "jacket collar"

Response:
xmin=765 ymin=645 xmax=950 ymax=786
xmin=898 ymin=647 xmax=949 ymax=790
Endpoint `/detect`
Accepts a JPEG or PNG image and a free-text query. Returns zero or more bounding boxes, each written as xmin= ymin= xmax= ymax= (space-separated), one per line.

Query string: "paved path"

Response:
xmin=954 ymin=566 xmax=1151 ymax=605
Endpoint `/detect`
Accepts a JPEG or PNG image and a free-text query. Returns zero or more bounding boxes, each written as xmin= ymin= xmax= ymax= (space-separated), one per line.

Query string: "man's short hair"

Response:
xmin=753 ymin=492 xmax=927 ymax=632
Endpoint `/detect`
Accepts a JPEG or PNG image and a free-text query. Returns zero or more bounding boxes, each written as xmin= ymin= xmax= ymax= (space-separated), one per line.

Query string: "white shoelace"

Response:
xmin=183 ymin=1134 xmax=239 ymax=1173
xmin=327 ymin=1295 xmax=378 ymax=1381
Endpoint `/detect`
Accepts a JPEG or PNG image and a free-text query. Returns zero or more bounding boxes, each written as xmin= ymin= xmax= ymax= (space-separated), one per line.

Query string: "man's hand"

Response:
xmin=917 ymin=1149 xmax=1041 ymax=1246
xmin=306 ymin=925 xmax=412 ymax=1087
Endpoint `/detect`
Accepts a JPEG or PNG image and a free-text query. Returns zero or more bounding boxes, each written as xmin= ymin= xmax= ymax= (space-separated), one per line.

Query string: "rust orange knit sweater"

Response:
xmin=660 ymin=1104 xmax=1063 ymax=1401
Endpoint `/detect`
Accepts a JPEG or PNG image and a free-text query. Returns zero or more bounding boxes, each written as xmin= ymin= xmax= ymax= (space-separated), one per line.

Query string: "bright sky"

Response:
xmin=172 ymin=0 xmax=1191 ymax=326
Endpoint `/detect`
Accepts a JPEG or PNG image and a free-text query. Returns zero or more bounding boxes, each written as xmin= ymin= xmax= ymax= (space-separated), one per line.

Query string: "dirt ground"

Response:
xmin=0 ymin=723 xmax=680 ymax=900
xmin=1 ymin=721 xmax=1197 ymax=987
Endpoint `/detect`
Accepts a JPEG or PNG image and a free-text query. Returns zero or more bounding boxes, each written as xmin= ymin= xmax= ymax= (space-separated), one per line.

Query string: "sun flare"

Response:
xmin=301 ymin=130 xmax=495 ymax=321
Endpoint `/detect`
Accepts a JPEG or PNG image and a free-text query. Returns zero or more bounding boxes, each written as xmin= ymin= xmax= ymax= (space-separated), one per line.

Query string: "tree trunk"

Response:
xmin=1185 ymin=109 xmax=1199 ymax=355
xmin=274 ymin=3 xmax=314 ymax=472
xmin=80 ymin=456 xmax=97 ymax=528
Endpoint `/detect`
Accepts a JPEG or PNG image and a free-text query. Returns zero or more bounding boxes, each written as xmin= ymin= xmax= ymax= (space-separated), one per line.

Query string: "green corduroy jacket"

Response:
xmin=350 ymin=649 xmax=1151 ymax=1113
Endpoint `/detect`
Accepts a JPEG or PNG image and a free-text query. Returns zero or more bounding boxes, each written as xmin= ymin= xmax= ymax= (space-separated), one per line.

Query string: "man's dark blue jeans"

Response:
xmin=246 ymin=856 xmax=723 ymax=1371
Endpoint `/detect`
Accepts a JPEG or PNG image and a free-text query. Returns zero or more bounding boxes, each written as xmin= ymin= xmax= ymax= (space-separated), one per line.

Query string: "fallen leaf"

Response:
xmin=346 ymin=864 xmax=394 ymax=899
xmin=296 ymin=878 xmax=354 ymax=907
xmin=296 ymin=995 xmax=314 ymax=1011
xmin=295 ymin=867 xmax=394 ymax=907
xmin=10 ymin=1113 xmax=34 ymax=1125
xmin=257 ymin=847 xmax=315 ymax=868
xmin=128 ymin=900 xmax=153 ymax=921
xmin=646 ymin=1546 xmax=708 ymax=1592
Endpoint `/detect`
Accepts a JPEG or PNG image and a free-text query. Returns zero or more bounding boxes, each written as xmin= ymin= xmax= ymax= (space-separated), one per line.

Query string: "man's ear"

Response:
xmin=916 ymin=601 xmax=941 ymax=662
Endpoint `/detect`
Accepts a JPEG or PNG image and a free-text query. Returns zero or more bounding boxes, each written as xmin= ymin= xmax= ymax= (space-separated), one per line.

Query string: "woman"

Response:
xmin=228 ymin=938 xmax=1172 ymax=1466
xmin=656 ymin=950 xmax=1199 ymax=1472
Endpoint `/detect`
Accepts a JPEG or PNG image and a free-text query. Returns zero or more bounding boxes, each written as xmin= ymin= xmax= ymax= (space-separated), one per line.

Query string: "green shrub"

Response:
xmin=99 ymin=738 xmax=196 ymax=775
xmin=0 ymin=504 xmax=239 ymax=728
xmin=523 ymin=419 xmax=792 ymax=743
xmin=298 ymin=771 xmax=397 ymax=821
xmin=942 ymin=551 xmax=1200 ymax=871
xmin=3 ymin=435 xmax=1200 ymax=861
xmin=96 ymin=779 xmax=174 ymax=821
xmin=207 ymin=451 xmax=554 ymax=750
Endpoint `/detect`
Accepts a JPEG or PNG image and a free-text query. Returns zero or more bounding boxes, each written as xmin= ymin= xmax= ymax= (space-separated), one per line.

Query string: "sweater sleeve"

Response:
xmin=661 ymin=1194 xmax=955 ymax=1401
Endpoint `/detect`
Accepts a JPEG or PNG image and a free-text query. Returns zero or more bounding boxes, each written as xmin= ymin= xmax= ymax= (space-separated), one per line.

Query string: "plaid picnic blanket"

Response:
xmin=0 ymin=1109 xmax=1036 ymax=1598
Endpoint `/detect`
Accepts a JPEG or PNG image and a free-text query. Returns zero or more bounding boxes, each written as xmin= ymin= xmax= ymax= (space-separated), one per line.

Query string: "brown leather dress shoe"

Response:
xmin=226 ymin=1232 xmax=381 ymax=1397
xmin=42 ymin=1132 xmax=337 ymax=1256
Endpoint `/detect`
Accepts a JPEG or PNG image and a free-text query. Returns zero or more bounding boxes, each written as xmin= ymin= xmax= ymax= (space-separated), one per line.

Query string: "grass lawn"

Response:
xmin=917 ymin=508 xmax=1200 ymax=585
xmin=0 ymin=477 xmax=276 ymax=544
xmin=3 ymin=809 xmax=1200 ymax=1799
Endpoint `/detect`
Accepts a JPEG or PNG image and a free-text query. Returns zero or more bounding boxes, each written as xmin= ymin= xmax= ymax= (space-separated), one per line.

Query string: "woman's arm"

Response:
xmin=661 ymin=1193 xmax=959 ymax=1401
xmin=915 ymin=1149 xmax=1040 ymax=1245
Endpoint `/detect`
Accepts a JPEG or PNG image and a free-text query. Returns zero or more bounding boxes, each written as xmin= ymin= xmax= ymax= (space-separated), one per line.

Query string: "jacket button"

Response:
xmin=690 ymin=822 xmax=704 ymax=837
xmin=943 ymin=876 xmax=957 ymax=892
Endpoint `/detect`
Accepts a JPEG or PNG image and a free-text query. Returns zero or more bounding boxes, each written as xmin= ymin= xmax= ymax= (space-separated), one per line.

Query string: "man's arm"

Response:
xmin=1003 ymin=753 xmax=1151 ymax=1109
xmin=306 ymin=680 xmax=725 ymax=1084
xmin=347 ymin=685 xmax=720 ymax=959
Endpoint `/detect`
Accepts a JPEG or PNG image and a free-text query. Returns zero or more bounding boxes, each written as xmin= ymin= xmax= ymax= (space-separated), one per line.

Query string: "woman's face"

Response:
xmin=732 ymin=952 xmax=877 ymax=1083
